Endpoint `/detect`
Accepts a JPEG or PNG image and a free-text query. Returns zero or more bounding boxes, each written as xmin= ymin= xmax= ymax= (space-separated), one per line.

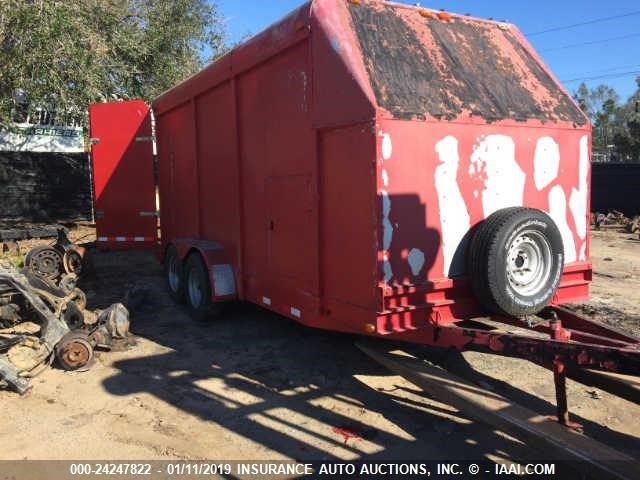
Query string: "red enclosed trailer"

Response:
xmin=90 ymin=0 xmax=640 ymax=423
xmin=150 ymin=0 xmax=593 ymax=326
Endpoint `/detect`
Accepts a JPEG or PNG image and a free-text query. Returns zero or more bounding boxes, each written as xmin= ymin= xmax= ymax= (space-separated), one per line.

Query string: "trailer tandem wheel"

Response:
xmin=164 ymin=245 xmax=185 ymax=304
xmin=184 ymin=253 xmax=223 ymax=322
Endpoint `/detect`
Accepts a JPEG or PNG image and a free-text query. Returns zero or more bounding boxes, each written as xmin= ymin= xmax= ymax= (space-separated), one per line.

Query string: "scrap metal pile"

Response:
xmin=0 ymin=230 xmax=131 ymax=394
xmin=591 ymin=210 xmax=640 ymax=236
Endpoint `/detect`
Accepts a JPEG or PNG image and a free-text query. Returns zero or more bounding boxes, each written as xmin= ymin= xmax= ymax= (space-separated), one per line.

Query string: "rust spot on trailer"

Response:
xmin=347 ymin=3 xmax=586 ymax=124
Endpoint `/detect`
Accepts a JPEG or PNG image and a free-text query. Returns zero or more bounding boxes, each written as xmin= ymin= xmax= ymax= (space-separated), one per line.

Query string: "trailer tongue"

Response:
xmin=401 ymin=306 xmax=640 ymax=426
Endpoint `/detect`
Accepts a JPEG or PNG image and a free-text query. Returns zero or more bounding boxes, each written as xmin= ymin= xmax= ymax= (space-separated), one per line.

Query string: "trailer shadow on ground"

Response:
xmin=77 ymin=249 xmax=638 ymax=465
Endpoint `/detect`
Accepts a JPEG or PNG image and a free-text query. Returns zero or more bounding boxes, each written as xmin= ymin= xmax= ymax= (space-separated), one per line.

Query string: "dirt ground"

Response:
xmin=0 ymin=228 xmax=638 ymax=463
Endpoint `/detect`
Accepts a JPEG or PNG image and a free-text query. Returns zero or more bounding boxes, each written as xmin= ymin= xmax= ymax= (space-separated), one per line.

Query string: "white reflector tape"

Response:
xmin=262 ymin=296 xmax=271 ymax=305
xmin=97 ymin=236 xmax=153 ymax=242
xmin=212 ymin=264 xmax=236 ymax=297
xmin=291 ymin=307 xmax=301 ymax=318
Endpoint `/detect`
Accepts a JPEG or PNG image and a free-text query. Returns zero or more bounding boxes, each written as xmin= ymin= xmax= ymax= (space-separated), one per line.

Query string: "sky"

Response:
xmin=216 ymin=0 xmax=640 ymax=102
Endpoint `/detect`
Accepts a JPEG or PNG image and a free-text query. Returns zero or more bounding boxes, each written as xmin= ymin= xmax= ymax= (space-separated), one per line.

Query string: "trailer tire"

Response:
xmin=468 ymin=207 xmax=564 ymax=317
xmin=184 ymin=253 xmax=222 ymax=322
xmin=165 ymin=245 xmax=185 ymax=303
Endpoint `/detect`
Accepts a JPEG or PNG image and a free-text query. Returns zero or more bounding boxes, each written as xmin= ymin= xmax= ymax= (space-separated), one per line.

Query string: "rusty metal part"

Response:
xmin=80 ymin=304 xmax=131 ymax=351
xmin=0 ymin=263 xmax=132 ymax=393
xmin=23 ymin=228 xmax=89 ymax=284
xmin=0 ymin=303 xmax=21 ymax=328
xmin=88 ymin=326 xmax=112 ymax=349
xmin=25 ymin=246 xmax=64 ymax=280
xmin=0 ymin=268 xmax=70 ymax=392
xmin=62 ymin=301 xmax=85 ymax=330
xmin=56 ymin=229 xmax=89 ymax=276
xmin=0 ymin=270 xmax=69 ymax=350
xmin=591 ymin=210 xmax=640 ymax=232
xmin=55 ymin=332 xmax=94 ymax=371
xmin=382 ymin=305 xmax=640 ymax=421
xmin=59 ymin=273 xmax=78 ymax=294
xmin=98 ymin=303 xmax=130 ymax=339
xmin=444 ymin=307 xmax=640 ymax=378
xmin=550 ymin=356 xmax=582 ymax=430
xmin=63 ymin=247 xmax=85 ymax=275
xmin=548 ymin=316 xmax=581 ymax=428
xmin=82 ymin=308 xmax=98 ymax=326
xmin=72 ymin=288 xmax=87 ymax=310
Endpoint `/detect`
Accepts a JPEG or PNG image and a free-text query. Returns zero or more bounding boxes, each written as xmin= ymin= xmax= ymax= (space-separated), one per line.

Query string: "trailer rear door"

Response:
xmin=89 ymin=100 xmax=157 ymax=249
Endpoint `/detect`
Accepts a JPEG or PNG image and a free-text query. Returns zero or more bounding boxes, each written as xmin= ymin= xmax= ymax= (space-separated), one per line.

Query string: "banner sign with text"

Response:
xmin=0 ymin=123 xmax=85 ymax=153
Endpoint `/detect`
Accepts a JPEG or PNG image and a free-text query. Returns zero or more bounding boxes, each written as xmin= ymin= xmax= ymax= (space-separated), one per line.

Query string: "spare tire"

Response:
xmin=468 ymin=207 xmax=564 ymax=317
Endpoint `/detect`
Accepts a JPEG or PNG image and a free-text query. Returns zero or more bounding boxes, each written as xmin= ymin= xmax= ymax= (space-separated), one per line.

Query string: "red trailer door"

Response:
xmin=89 ymin=100 xmax=156 ymax=249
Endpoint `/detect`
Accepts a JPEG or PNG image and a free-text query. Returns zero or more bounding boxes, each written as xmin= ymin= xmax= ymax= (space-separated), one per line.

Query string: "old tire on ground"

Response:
xmin=25 ymin=246 xmax=64 ymax=280
xmin=468 ymin=207 xmax=564 ymax=317
xmin=164 ymin=245 xmax=185 ymax=303
xmin=184 ymin=253 xmax=222 ymax=322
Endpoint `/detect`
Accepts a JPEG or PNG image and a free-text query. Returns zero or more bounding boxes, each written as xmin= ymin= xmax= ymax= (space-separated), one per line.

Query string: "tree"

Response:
xmin=575 ymin=78 xmax=640 ymax=161
xmin=573 ymin=83 xmax=619 ymax=122
xmin=573 ymin=83 xmax=620 ymax=150
xmin=611 ymin=76 xmax=640 ymax=161
xmin=0 ymin=0 xmax=228 ymax=126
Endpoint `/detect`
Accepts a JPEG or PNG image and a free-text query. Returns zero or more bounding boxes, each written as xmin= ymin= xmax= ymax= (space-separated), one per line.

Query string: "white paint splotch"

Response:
xmin=382 ymin=133 xmax=393 ymax=160
xmin=548 ymin=185 xmax=577 ymax=263
xmin=470 ymin=135 xmax=525 ymax=218
xmin=569 ymin=136 xmax=589 ymax=240
xmin=381 ymin=169 xmax=389 ymax=187
xmin=381 ymin=190 xmax=393 ymax=251
xmin=380 ymin=132 xmax=394 ymax=283
xmin=408 ymin=248 xmax=425 ymax=276
xmin=435 ymin=136 xmax=471 ymax=277
xmin=579 ymin=241 xmax=587 ymax=262
xmin=534 ymin=137 xmax=560 ymax=190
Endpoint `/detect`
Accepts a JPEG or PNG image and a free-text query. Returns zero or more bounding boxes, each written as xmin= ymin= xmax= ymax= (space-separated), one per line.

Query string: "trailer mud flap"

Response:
xmin=89 ymin=101 xmax=157 ymax=249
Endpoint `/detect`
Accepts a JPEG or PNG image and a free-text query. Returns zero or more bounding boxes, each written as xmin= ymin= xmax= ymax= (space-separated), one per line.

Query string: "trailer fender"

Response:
xmin=170 ymin=239 xmax=237 ymax=302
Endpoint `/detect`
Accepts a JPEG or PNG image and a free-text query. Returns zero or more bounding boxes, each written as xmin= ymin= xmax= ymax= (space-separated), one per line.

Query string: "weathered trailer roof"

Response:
xmin=347 ymin=1 xmax=587 ymax=125
xmin=154 ymin=0 xmax=588 ymax=127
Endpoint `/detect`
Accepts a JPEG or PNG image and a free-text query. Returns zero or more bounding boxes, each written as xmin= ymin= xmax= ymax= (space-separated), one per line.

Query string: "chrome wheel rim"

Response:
xmin=506 ymin=230 xmax=552 ymax=296
xmin=168 ymin=255 xmax=180 ymax=292
xmin=187 ymin=267 xmax=202 ymax=308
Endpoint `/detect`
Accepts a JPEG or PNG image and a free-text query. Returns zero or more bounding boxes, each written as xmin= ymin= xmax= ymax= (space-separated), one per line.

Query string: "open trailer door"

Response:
xmin=89 ymin=100 xmax=157 ymax=249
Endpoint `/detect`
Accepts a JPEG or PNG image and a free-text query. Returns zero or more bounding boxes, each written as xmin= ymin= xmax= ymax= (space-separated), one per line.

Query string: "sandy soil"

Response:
xmin=568 ymin=230 xmax=640 ymax=336
xmin=0 ymin=229 xmax=638 ymax=463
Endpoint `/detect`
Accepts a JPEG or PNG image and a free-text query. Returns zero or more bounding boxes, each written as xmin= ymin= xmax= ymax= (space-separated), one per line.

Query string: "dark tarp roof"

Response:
xmin=348 ymin=2 xmax=586 ymax=125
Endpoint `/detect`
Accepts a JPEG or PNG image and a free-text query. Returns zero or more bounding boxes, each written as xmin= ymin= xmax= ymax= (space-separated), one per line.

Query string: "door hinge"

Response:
xmin=135 ymin=136 xmax=154 ymax=142
xmin=139 ymin=211 xmax=159 ymax=217
xmin=90 ymin=138 xmax=100 ymax=145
